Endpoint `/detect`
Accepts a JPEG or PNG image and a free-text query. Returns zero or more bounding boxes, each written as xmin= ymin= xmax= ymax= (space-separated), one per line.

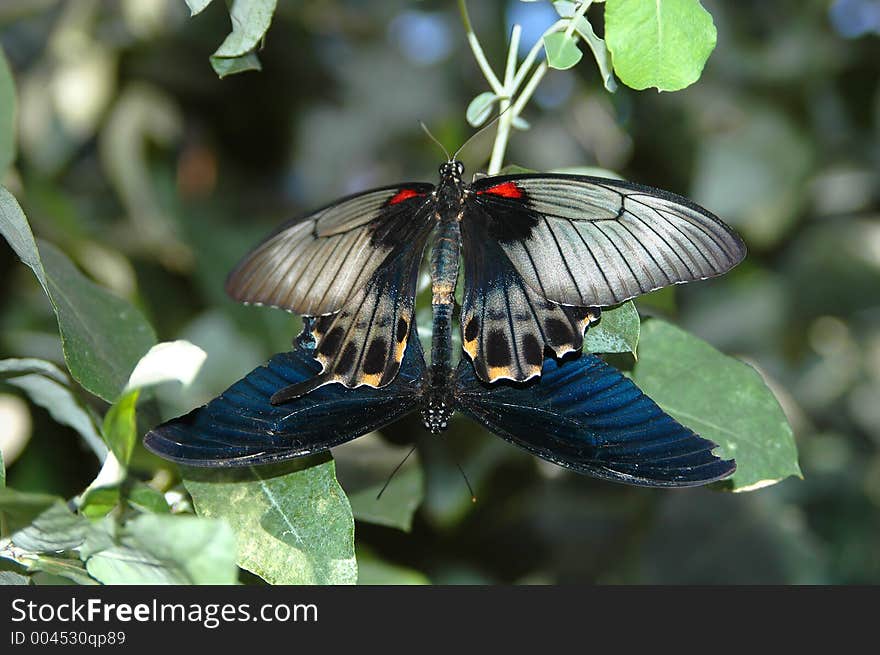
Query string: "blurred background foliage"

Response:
xmin=0 ymin=0 xmax=879 ymax=583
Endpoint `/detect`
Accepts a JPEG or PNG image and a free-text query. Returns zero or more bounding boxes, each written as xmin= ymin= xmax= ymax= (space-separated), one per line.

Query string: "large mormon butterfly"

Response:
xmin=144 ymin=319 xmax=736 ymax=487
xmin=224 ymin=161 xmax=746 ymax=399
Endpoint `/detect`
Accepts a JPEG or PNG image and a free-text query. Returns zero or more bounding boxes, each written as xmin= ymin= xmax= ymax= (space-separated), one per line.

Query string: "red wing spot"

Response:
xmin=389 ymin=188 xmax=424 ymax=205
xmin=478 ymin=181 xmax=524 ymax=199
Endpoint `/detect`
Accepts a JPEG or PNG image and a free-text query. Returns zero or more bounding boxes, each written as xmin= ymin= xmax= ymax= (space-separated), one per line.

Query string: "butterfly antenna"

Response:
xmin=451 ymin=454 xmax=477 ymax=503
xmin=376 ymin=444 xmax=418 ymax=500
xmin=452 ymin=103 xmax=515 ymax=162
xmin=419 ymin=121 xmax=451 ymax=162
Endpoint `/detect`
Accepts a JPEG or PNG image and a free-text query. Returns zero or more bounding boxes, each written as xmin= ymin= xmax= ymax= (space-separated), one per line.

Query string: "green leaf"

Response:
xmin=0 ymin=448 xmax=4 ymax=489
xmin=210 ymin=51 xmax=263 ymax=78
xmin=356 ymin=549 xmax=429 ymax=585
xmin=0 ymin=488 xmax=62 ymax=533
xmin=0 ymin=571 xmax=30 ymax=585
xmin=630 ymin=319 xmax=801 ymax=491
xmin=335 ymin=434 xmax=424 ymax=532
xmin=571 ymin=16 xmax=618 ymax=92
xmin=184 ymin=458 xmax=357 ymax=585
xmin=0 ymin=45 xmax=16 ymax=177
xmin=466 ymin=92 xmax=498 ymax=128
xmin=209 ymin=0 xmax=277 ymax=78
xmin=605 ymin=0 xmax=717 ymax=91
xmin=80 ymin=482 xmax=169 ymax=518
xmin=543 ymin=32 xmax=583 ymax=70
xmin=101 ymin=389 xmax=139 ymax=466
xmin=1 ymin=365 xmax=107 ymax=460
xmin=10 ymin=503 xmax=89 ymax=553
xmin=348 ymin=466 xmax=423 ymax=532
xmin=17 ymin=556 xmax=96 ymax=585
xmin=0 ymin=189 xmax=157 ymax=401
xmin=583 ymin=301 xmax=639 ymax=355
xmin=186 ymin=0 xmax=214 ymax=15
xmin=83 ymin=514 xmax=237 ymax=585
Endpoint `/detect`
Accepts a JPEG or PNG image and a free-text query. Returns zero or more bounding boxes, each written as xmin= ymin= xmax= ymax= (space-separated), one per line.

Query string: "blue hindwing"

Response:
xmin=143 ymin=338 xmax=426 ymax=467
xmin=454 ymin=353 xmax=735 ymax=487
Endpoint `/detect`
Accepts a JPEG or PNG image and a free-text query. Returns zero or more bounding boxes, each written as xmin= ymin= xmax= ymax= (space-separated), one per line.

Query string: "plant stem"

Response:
xmin=458 ymin=0 xmax=504 ymax=95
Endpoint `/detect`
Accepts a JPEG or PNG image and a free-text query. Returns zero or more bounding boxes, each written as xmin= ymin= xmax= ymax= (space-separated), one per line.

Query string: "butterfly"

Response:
xmin=224 ymin=161 xmax=746 ymax=399
xmin=144 ymin=319 xmax=736 ymax=487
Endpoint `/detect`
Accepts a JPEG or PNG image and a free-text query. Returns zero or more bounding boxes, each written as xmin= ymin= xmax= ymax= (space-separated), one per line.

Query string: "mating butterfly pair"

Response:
xmin=145 ymin=161 xmax=746 ymax=487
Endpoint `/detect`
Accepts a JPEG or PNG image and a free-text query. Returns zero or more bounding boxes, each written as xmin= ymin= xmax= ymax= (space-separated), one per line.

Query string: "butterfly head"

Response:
xmin=439 ymin=160 xmax=465 ymax=183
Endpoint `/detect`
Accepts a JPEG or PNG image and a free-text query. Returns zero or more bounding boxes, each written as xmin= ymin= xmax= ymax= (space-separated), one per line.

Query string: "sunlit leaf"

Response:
xmin=605 ymin=0 xmax=716 ymax=91
xmin=583 ymin=301 xmax=639 ymax=355
xmin=184 ymin=458 xmax=357 ymax=585
xmin=631 ymin=319 xmax=801 ymax=491
xmin=83 ymin=514 xmax=237 ymax=585
xmin=543 ymin=32 xmax=583 ymax=70
xmin=101 ymin=389 xmax=139 ymax=466
xmin=0 ymin=188 xmax=156 ymax=401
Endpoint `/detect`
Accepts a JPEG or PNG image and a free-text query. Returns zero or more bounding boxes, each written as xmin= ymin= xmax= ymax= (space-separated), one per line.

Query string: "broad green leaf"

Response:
xmin=83 ymin=514 xmax=237 ymax=585
xmin=10 ymin=503 xmax=89 ymax=553
xmin=348 ymin=466 xmax=422 ymax=532
xmin=605 ymin=0 xmax=716 ymax=91
xmin=0 ymin=571 xmax=30 ymax=585
xmin=583 ymin=301 xmax=639 ymax=355
xmin=2 ymin=369 xmax=107 ymax=460
xmin=0 ymin=45 xmax=16 ymax=176
xmin=571 ymin=16 xmax=617 ymax=91
xmin=631 ymin=319 xmax=801 ymax=491
xmin=0 ymin=189 xmax=156 ymax=401
xmin=101 ymin=389 xmax=139 ymax=466
xmin=335 ymin=434 xmax=424 ymax=533
xmin=184 ymin=458 xmax=357 ymax=585
xmin=186 ymin=0 xmax=214 ymax=15
xmin=211 ymin=51 xmax=263 ymax=78
xmin=466 ymin=92 xmax=498 ymax=127
xmin=0 ymin=488 xmax=61 ymax=533
xmin=543 ymin=32 xmax=583 ymax=70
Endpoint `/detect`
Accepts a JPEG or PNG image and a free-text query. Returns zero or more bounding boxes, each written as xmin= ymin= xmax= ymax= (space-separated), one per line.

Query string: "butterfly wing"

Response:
xmin=469 ymin=175 xmax=746 ymax=307
xmin=453 ymin=353 xmax=735 ymax=487
xmin=226 ymin=184 xmax=435 ymax=391
xmin=460 ymin=205 xmax=600 ymax=383
xmin=143 ymin=335 xmax=427 ymax=467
